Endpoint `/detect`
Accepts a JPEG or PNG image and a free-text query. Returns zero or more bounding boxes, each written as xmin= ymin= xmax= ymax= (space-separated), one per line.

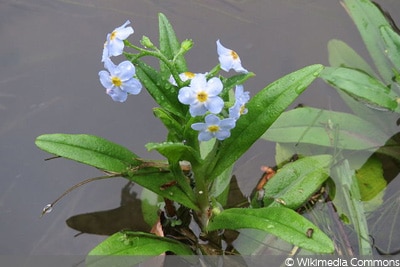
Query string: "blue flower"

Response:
xmin=191 ymin=114 xmax=236 ymax=141
xmin=178 ymin=74 xmax=224 ymax=117
xmin=102 ymin=20 xmax=134 ymax=62
xmin=169 ymin=72 xmax=197 ymax=86
xmin=229 ymin=85 xmax=250 ymax=120
xmin=99 ymin=58 xmax=142 ymax=102
xmin=216 ymin=40 xmax=248 ymax=73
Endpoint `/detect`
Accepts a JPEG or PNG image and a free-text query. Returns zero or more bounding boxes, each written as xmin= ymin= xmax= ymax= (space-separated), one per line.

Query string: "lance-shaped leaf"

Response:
xmin=320 ymin=67 xmax=398 ymax=111
xmin=327 ymin=39 xmax=377 ymax=77
xmin=342 ymin=0 xmax=395 ymax=84
xmin=259 ymin=155 xmax=331 ymax=209
xmin=263 ymin=107 xmax=390 ymax=151
xmin=127 ymin=170 xmax=198 ymax=211
xmin=158 ymin=13 xmax=187 ymax=77
xmin=219 ymin=72 xmax=255 ymax=100
xmin=35 ymin=134 xmax=140 ymax=173
xmin=87 ymin=231 xmax=193 ymax=265
xmin=135 ymin=60 xmax=186 ymax=117
xmin=207 ymin=207 xmax=334 ymax=253
xmin=380 ymin=25 xmax=400 ymax=75
xmin=207 ymin=64 xmax=324 ymax=179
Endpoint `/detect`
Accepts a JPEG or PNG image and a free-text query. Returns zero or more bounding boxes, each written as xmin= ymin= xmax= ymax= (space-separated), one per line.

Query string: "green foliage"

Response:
xmin=256 ymin=155 xmax=331 ymax=209
xmin=35 ymin=134 xmax=140 ymax=174
xmin=263 ymin=107 xmax=389 ymax=151
xmin=88 ymin=231 xmax=194 ymax=255
xmin=37 ymin=2 xmax=400 ymax=256
xmin=207 ymin=207 xmax=334 ymax=254
xmin=208 ymin=64 xmax=323 ymax=179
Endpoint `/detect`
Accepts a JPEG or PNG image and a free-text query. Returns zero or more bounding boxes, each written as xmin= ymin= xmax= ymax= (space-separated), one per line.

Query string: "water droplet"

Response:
xmin=41 ymin=204 xmax=53 ymax=216
xmin=313 ymin=72 xmax=320 ymax=77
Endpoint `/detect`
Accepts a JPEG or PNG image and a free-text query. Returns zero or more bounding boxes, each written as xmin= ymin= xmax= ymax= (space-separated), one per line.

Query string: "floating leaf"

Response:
xmin=327 ymin=39 xmax=377 ymax=77
xmin=207 ymin=207 xmax=334 ymax=253
xmin=260 ymin=155 xmax=332 ymax=209
xmin=35 ymin=134 xmax=140 ymax=173
xmin=342 ymin=0 xmax=395 ymax=84
xmin=263 ymin=107 xmax=389 ymax=151
xmin=207 ymin=64 xmax=324 ymax=179
xmin=320 ymin=67 xmax=398 ymax=111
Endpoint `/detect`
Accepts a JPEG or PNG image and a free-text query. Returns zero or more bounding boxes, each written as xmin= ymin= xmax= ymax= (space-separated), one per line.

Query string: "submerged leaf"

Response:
xmin=263 ymin=107 xmax=389 ymax=151
xmin=207 ymin=207 xmax=334 ymax=253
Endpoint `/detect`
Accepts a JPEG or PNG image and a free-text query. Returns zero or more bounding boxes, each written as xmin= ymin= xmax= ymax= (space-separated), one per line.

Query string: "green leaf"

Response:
xmin=380 ymin=25 xmax=400 ymax=75
xmin=260 ymin=155 xmax=332 ymax=209
xmin=355 ymin=155 xmax=386 ymax=202
xmin=135 ymin=60 xmax=185 ymax=117
xmin=35 ymin=134 xmax=140 ymax=173
xmin=153 ymin=108 xmax=183 ymax=141
xmin=342 ymin=0 xmax=395 ymax=84
xmin=208 ymin=64 xmax=324 ymax=179
xmin=207 ymin=207 xmax=334 ymax=253
xmin=263 ymin=107 xmax=390 ymax=151
xmin=87 ymin=231 xmax=193 ymax=262
xmin=127 ymin=170 xmax=199 ymax=211
xmin=145 ymin=142 xmax=201 ymax=164
xmin=327 ymin=39 xmax=377 ymax=77
xmin=158 ymin=13 xmax=187 ymax=77
xmin=320 ymin=67 xmax=398 ymax=111
xmin=220 ymin=72 xmax=255 ymax=99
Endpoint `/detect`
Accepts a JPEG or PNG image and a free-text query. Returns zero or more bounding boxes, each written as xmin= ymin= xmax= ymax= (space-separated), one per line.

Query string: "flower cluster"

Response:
xmin=176 ymin=40 xmax=250 ymax=141
xmin=99 ymin=21 xmax=142 ymax=102
xmin=98 ymin=20 xmax=251 ymax=142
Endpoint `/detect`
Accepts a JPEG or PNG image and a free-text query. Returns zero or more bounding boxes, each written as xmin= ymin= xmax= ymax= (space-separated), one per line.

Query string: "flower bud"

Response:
xmin=181 ymin=39 xmax=193 ymax=52
xmin=140 ymin=35 xmax=155 ymax=48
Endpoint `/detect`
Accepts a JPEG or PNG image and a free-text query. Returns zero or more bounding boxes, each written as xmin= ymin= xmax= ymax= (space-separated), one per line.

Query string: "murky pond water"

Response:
xmin=0 ymin=0 xmax=399 ymax=256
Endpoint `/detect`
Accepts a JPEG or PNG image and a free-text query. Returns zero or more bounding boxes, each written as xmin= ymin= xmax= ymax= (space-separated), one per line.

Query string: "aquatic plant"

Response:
xmin=35 ymin=0 xmax=400 ymax=262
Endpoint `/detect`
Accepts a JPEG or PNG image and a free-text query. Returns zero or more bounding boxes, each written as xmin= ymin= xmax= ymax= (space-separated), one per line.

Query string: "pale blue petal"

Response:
xmin=220 ymin=118 xmax=236 ymax=129
xmin=206 ymin=77 xmax=223 ymax=96
xmin=190 ymin=74 xmax=207 ymax=89
xmin=117 ymin=61 xmax=136 ymax=80
xmin=178 ymin=87 xmax=196 ymax=105
xmin=198 ymin=131 xmax=213 ymax=141
xmin=205 ymin=96 xmax=224 ymax=114
xmin=106 ymin=88 xmax=128 ymax=102
xmin=189 ymin=102 xmax=207 ymax=116
xmin=204 ymin=114 xmax=220 ymax=124
xmin=215 ymin=130 xmax=231 ymax=140
xmin=99 ymin=70 xmax=112 ymax=88
xmin=121 ymin=78 xmax=142 ymax=95
xmin=103 ymin=57 xmax=116 ymax=71
xmin=191 ymin=122 xmax=207 ymax=131
xmin=115 ymin=26 xmax=134 ymax=40
xmin=107 ymin=39 xmax=124 ymax=57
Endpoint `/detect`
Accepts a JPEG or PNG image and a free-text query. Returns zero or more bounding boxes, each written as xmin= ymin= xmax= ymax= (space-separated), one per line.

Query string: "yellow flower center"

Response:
xmin=110 ymin=31 xmax=117 ymax=41
xmin=184 ymin=72 xmax=195 ymax=79
xmin=207 ymin=125 xmax=220 ymax=133
xmin=111 ymin=76 xmax=122 ymax=87
xmin=240 ymin=104 xmax=246 ymax=115
xmin=230 ymin=50 xmax=239 ymax=60
xmin=197 ymin=91 xmax=208 ymax=102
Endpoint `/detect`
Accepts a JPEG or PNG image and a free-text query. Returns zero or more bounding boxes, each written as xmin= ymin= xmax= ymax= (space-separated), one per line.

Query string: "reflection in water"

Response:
xmin=66 ymin=182 xmax=151 ymax=236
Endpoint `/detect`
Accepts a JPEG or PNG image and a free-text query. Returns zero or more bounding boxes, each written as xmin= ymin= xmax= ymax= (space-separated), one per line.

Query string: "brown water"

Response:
xmin=0 ymin=0 xmax=399 ymax=256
